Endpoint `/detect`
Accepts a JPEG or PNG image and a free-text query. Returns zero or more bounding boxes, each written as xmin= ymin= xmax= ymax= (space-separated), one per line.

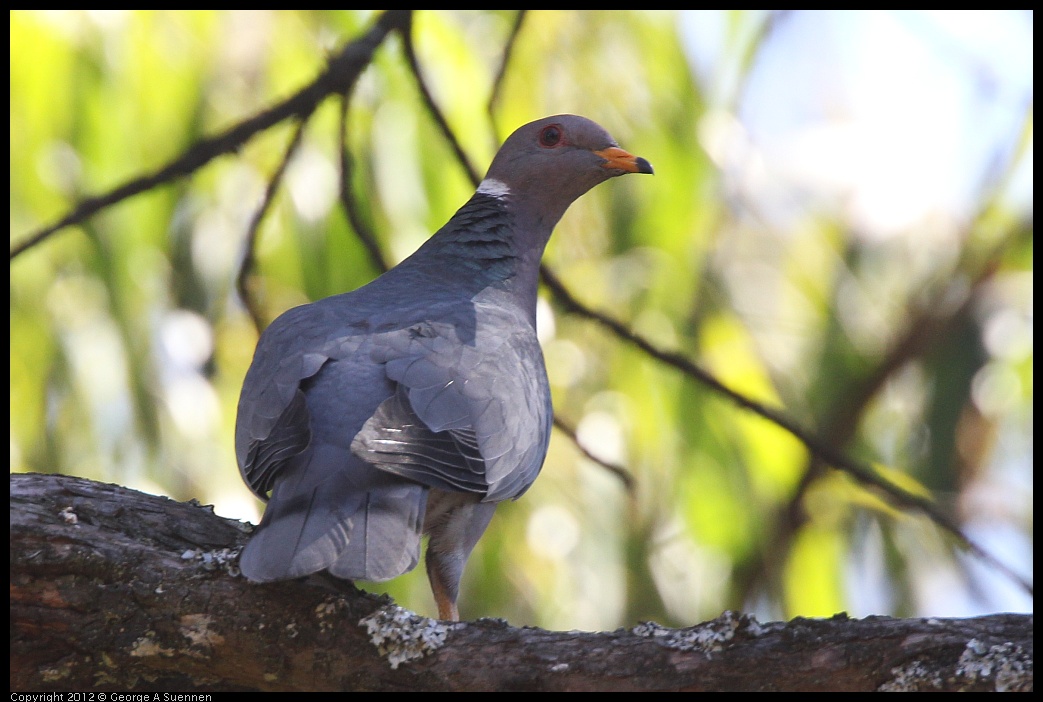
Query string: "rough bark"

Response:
xmin=10 ymin=473 xmax=1033 ymax=692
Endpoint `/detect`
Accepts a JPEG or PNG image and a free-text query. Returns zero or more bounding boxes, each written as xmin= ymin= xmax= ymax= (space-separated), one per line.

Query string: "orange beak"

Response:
xmin=595 ymin=146 xmax=654 ymax=174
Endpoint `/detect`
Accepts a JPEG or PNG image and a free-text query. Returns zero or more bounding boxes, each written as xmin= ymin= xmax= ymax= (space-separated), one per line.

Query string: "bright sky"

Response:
xmin=681 ymin=10 xmax=1032 ymax=236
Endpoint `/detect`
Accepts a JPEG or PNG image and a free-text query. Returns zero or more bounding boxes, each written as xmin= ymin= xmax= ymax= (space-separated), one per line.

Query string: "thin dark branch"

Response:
xmin=236 ymin=120 xmax=309 ymax=334
xmin=487 ymin=11 xmax=527 ymax=121
xmin=10 ymin=10 xmax=411 ymax=261
xmin=538 ymin=264 xmax=1033 ymax=597
xmin=398 ymin=14 xmax=482 ymax=186
xmin=552 ymin=415 xmax=636 ymax=493
xmin=540 ymin=265 xmax=815 ymax=441
xmin=338 ymin=91 xmax=390 ymax=275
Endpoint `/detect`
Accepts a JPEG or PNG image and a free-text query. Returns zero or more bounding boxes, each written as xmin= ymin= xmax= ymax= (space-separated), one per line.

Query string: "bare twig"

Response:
xmin=487 ymin=10 xmax=528 ymax=122
xmin=539 ymin=265 xmax=811 ymax=442
xmin=236 ymin=120 xmax=309 ymax=334
xmin=398 ymin=13 xmax=483 ymax=186
xmin=10 ymin=10 xmax=411 ymax=261
xmin=553 ymin=415 xmax=636 ymax=493
xmin=338 ymin=92 xmax=390 ymax=275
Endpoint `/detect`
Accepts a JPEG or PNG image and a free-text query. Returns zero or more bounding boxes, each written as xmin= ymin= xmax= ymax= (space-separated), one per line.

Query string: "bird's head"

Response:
xmin=480 ymin=114 xmax=653 ymax=225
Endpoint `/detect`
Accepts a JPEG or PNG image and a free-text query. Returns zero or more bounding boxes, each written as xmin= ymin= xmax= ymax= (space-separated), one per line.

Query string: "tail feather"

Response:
xmin=239 ymin=443 xmax=427 ymax=583
xmin=327 ymin=483 xmax=427 ymax=581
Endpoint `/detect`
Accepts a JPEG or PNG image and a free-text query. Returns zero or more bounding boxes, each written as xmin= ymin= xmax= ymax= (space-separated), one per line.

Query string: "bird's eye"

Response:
xmin=538 ymin=125 xmax=563 ymax=148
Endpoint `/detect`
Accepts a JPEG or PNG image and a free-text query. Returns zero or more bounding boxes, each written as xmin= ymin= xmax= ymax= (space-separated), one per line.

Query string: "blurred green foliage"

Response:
xmin=10 ymin=10 xmax=1032 ymax=629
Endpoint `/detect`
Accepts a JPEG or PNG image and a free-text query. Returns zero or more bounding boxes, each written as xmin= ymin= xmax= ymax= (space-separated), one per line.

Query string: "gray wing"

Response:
xmin=235 ymin=304 xmax=333 ymax=499
xmin=354 ymin=300 xmax=552 ymax=502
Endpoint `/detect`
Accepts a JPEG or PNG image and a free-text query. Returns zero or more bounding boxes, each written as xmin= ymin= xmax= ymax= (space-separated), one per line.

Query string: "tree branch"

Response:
xmin=338 ymin=91 xmax=391 ymax=275
xmin=10 ymin=10 xmax=410 ymax=261
xmin=552 ymin=415 xmax=636 ymax=492
xmin=237 ymin=119 xmax=308 ymax=333
xmin=10 ymin=473 xmax=1032 ymax=692
xmin=399 ymin=13 xmax=482 ymax=187
xmin=487 ymin=10 xmax=528 ymax=122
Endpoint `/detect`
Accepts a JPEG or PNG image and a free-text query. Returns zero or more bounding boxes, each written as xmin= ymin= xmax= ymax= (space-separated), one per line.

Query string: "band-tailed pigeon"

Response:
xmin=236 ymin=114 xmax=652 ymax=620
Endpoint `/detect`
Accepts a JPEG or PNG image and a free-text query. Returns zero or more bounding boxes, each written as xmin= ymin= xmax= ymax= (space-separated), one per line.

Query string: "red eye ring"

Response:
xmin=538 ymin=125 xmax=563 ymax=148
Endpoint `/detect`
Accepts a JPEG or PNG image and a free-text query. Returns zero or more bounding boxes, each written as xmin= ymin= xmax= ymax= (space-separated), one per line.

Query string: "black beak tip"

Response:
xmin=636 ymin=157 xmax=654 ymax=175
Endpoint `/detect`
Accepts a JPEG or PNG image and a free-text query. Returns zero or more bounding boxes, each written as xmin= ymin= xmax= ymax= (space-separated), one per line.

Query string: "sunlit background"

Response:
xmin=10 ymin=10 xmax=1032 ymax=628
